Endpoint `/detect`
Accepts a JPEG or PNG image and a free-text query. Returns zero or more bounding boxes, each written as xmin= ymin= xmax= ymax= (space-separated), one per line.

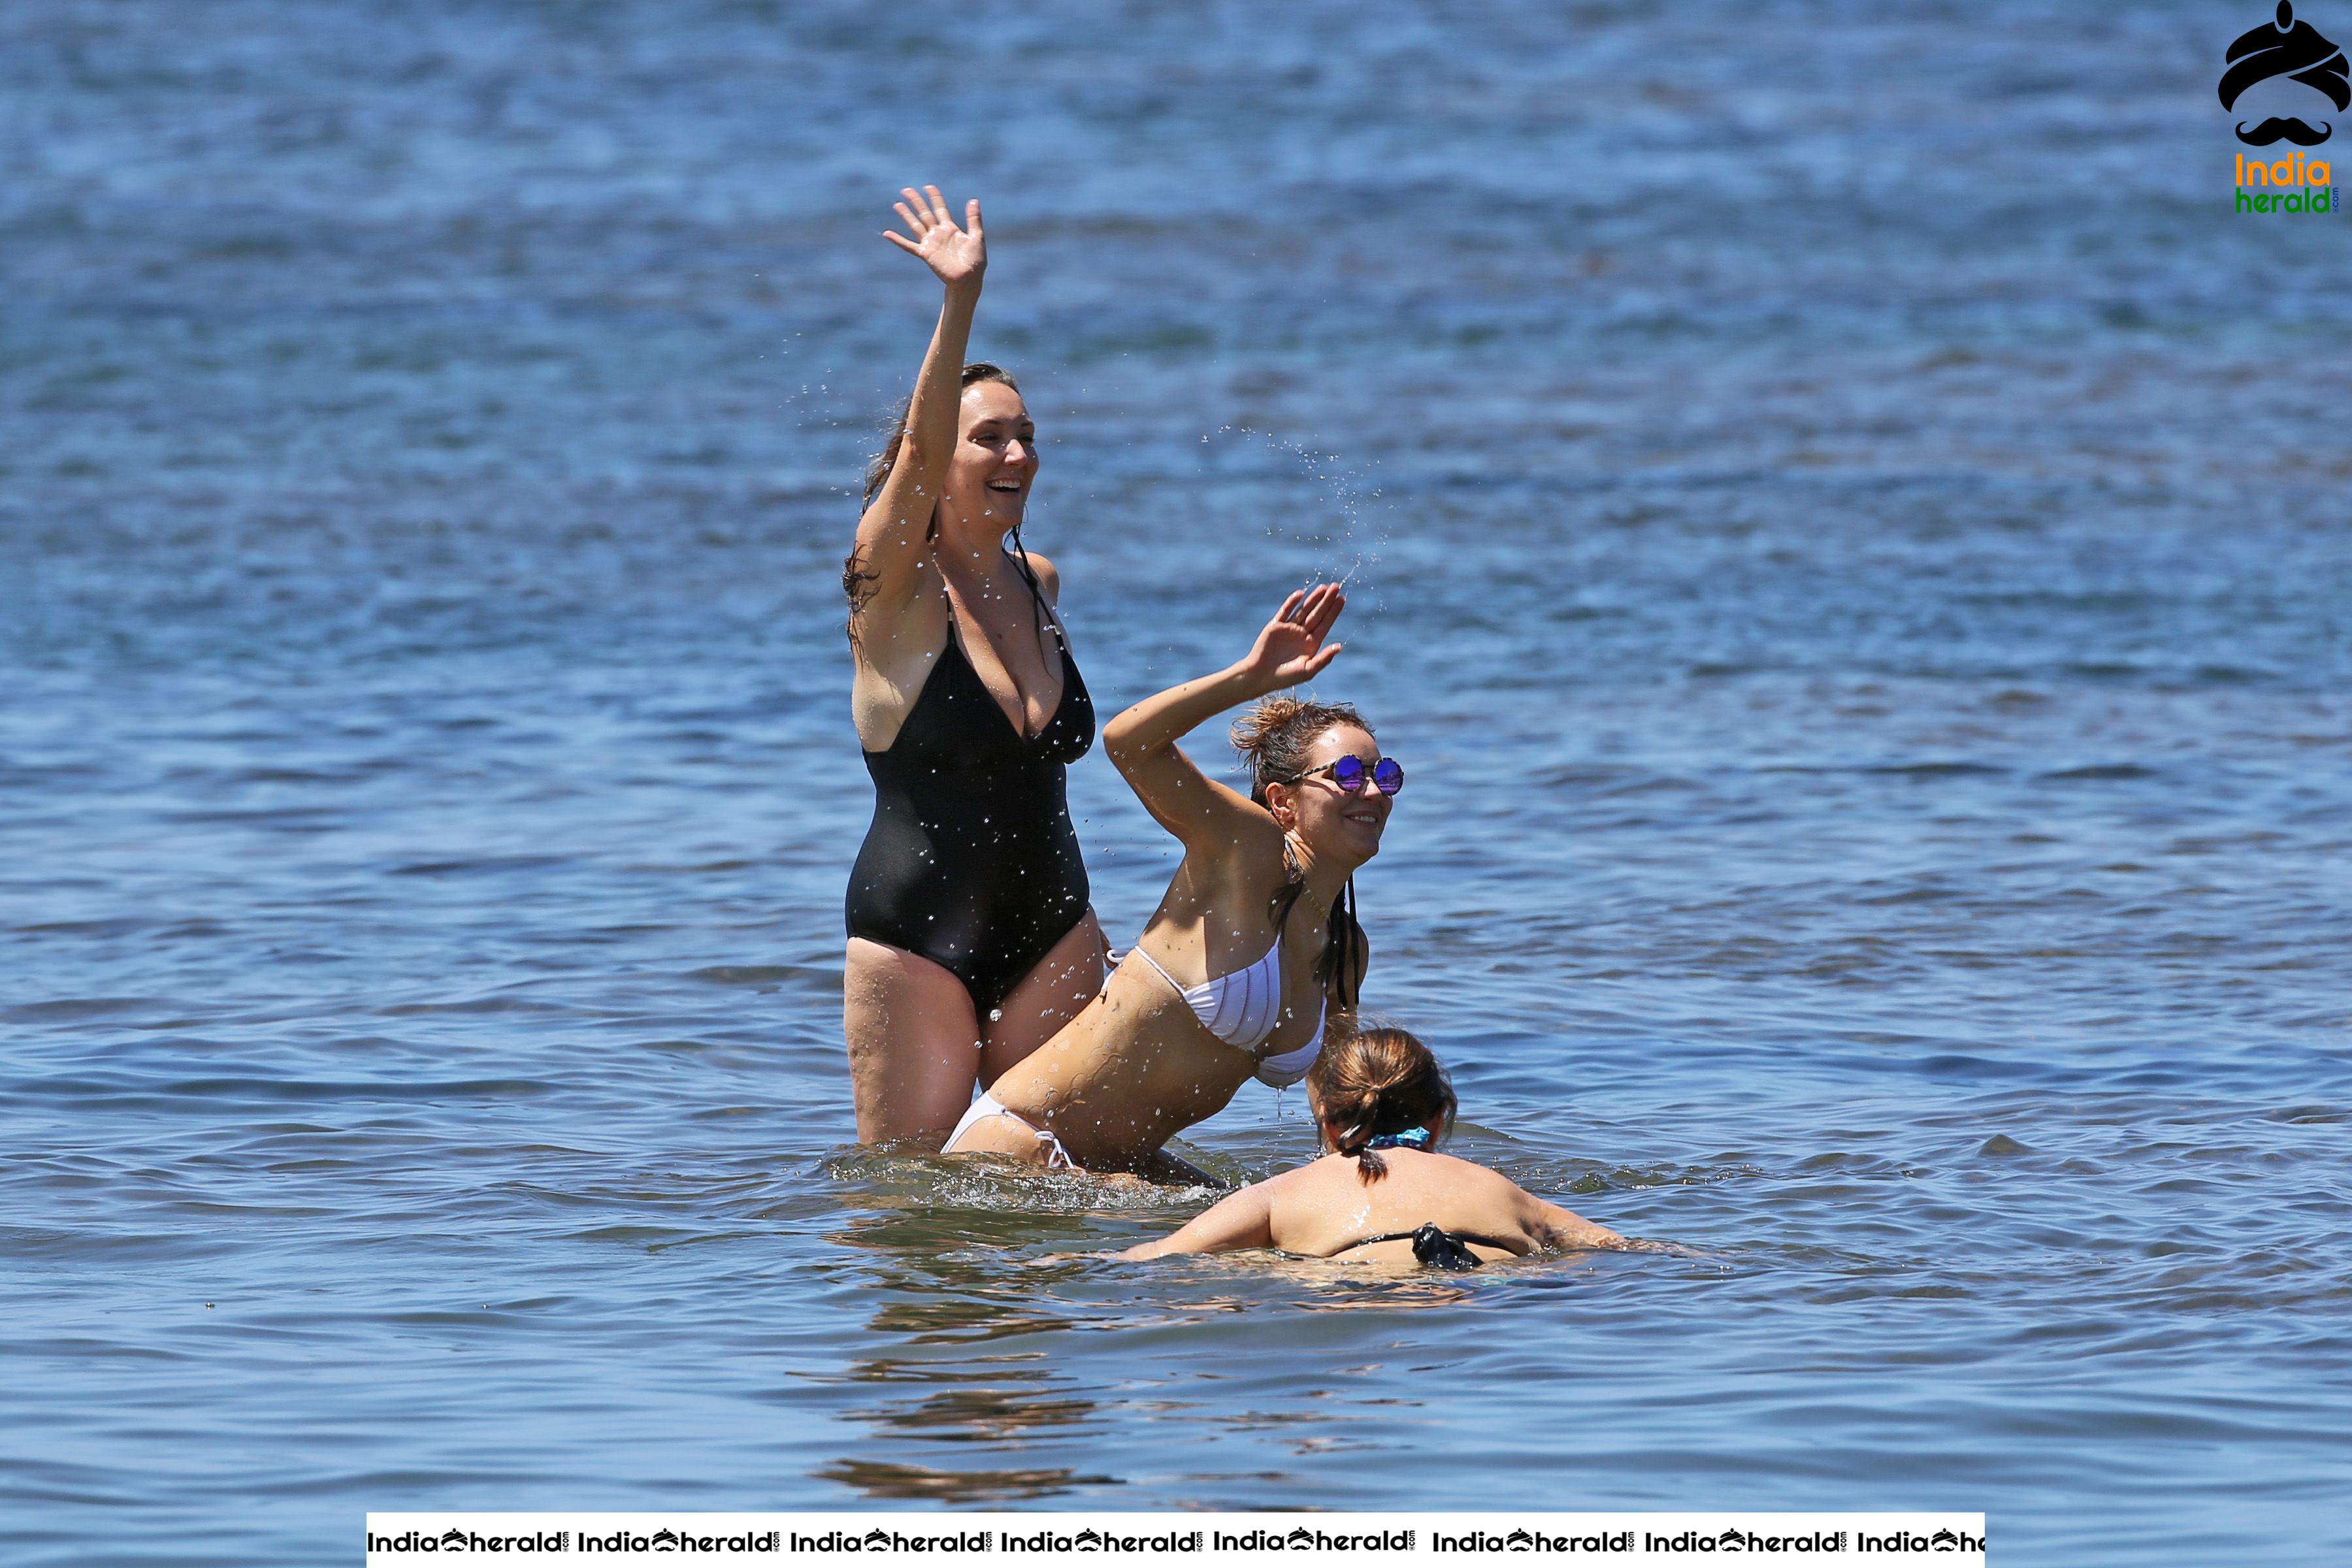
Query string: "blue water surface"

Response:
xmin=4 ymin=3 xmax=2350 ymax=1565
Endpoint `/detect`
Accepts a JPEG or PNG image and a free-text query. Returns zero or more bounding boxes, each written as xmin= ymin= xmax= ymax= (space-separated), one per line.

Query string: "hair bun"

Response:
xmin=1229 ymin=695 xmax=1309 ymax=757
xmin=1229 ymin=694 xmax=1373 ymax=806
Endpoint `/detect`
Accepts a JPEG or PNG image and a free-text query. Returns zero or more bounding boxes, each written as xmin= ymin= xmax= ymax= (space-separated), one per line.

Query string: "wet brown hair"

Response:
xmin=1230 ymin=694 xmax=1374 ymax=1011
xmin=1307 ymin=1026 xmax=1456 ymax=1184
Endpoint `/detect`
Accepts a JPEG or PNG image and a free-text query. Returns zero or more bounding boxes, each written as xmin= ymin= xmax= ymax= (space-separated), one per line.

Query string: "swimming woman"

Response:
xmin=1123 ymin=1026 xmax=1624 ymax=1266
xmin=944 ymin=582 xmax=1385 ymax=1175
xmin=843 ymin=187 xmax=1106 ymax=1147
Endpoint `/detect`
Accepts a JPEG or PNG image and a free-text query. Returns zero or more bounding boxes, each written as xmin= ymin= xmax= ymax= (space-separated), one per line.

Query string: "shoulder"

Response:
xmin=1253 ymin=1155 xmax=1341 ymax=1206
xmin=1419 ymin=1149 xmax=1497 ymax=1179
xmin=1022 ymin=550 xmax=1061 ymax=604
xmin=1421 ymin=1150 xmax=1521 ymax=1198
xmin=1249 ymin=1157 xmax=1323 ymax=1196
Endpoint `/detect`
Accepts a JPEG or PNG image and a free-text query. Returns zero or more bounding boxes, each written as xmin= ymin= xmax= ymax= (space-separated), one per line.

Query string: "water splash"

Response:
xmin=1196 ymin=424 xmax=1390 ymax=619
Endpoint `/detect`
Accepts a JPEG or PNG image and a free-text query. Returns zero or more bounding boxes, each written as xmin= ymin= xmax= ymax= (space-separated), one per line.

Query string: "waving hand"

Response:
xmin=882 ymin=186 xmax=986 ymax=289
xmin=1102 ymin=580 xmax=1348 ymax=847
xmin=1239 ymin=583 xmax=1347 ymax=691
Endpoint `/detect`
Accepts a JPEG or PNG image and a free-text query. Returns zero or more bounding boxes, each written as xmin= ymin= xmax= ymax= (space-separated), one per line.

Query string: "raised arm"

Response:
xmin=847 ymin=187 xmax=987 ymax=634
xmin=1120 ymin=1179 xmax=1277 ymax=1259
xmin=1102 ymin=583 xmax=1347 ymax=849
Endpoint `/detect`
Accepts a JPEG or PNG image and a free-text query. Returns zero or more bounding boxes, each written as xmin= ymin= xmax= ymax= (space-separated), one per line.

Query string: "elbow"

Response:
xmin=1102 ymin=710 xmax=1154 ymax=770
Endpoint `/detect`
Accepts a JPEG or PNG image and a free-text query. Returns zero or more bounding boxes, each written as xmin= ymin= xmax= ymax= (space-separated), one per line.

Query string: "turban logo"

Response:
xmin=2221 ymin=2 xmax=2349 ymax=144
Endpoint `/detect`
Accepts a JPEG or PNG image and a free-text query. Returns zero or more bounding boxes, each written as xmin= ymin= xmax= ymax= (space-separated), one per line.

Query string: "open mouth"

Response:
xmin=988 ymin=480 xmax=1024 ymax=494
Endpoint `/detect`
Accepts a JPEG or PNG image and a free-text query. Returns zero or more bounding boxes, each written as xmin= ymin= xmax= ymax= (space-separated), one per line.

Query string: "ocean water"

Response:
xmin=4 ymin=2 xmax=2350 ymax=1563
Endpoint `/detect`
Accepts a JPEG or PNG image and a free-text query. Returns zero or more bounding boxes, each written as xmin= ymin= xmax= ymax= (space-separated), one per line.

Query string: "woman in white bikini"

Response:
xmin=944 ymin=582 xmax=1388 ymax=1175
xmin=1124 ymin=1026 xmax=1624 ymax=1266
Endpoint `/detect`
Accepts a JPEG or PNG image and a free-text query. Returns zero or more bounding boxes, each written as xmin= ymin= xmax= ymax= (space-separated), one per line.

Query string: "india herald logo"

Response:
xmin=2221 ymin=1 xmax=2349 ymax=145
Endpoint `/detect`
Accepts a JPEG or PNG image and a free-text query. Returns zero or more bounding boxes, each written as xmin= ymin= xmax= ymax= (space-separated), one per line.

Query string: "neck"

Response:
xmin=933 ymin=525 xmax=1016 ymax=593
xmin=1282 ymin=834 xmax=1354 ymax=917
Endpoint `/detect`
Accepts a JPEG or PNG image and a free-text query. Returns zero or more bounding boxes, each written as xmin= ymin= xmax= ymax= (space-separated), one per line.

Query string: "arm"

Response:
xmin=1518 ymin=1189 xmax=1624 ymax=1251
xmin=1102 ymin=584 xmax=1347 ymax=849
xmin=1121 ymin=1179 xmax=1277 ymax=1258
xmin=847 ymin=187 xmax=987 ymax=629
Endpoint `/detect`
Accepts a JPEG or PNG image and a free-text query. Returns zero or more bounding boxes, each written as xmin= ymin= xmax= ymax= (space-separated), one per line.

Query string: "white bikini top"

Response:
xmin=1131 ymin=938 xmax=1327 ymax=1088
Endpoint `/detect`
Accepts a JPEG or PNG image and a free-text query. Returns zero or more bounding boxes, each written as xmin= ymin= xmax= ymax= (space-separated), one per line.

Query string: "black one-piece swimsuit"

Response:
xmin=845 ymin=588 xmax=1096 ymax=1015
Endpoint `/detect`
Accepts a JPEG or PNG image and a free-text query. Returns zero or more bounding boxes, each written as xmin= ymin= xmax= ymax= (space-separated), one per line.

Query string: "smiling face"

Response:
xmin=1263 ymin=722 xmax=1392 ymax=869
xmin=941 ymin=379 xmax=1037 ymax=533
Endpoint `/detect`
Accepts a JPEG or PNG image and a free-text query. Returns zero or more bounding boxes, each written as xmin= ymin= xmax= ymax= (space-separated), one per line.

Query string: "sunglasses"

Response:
xmin=1277 ymin=755 xmax=1405 ymax=796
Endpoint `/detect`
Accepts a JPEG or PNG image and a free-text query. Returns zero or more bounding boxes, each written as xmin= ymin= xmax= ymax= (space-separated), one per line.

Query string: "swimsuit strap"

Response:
xmin=1332 ymin=1224 xmax=1520 ymax=1269
xmin=1132 ymin=943 xmax=1186 ymax=992
xmin=1004 ymin=531 xmax=1065 ymax=653
xmin=939 ymin=553 xmax=1080 ymax=738
xmin=1409 ymin=1223 xmax=1486 ymax=1271
xmin=939 ymin=543 xmax=1067 ymax=651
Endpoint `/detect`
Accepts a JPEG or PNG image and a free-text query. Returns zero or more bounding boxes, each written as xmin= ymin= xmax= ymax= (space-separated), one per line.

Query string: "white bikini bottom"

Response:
xmin=944 ymin=1091 xmax=1076 ymax=1171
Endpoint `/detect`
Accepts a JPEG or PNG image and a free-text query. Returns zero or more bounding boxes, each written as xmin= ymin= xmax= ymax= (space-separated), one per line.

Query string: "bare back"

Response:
xmin=1125 ymin=1147 xmax=1622 ymax=1262
xmin=1266 ymin=1149 xmax=1570 ymax=1258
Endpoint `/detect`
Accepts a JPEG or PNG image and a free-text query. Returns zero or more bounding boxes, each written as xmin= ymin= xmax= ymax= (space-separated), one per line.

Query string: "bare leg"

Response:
xmin=941 ymin=1105 xmax=1062 ymax=1165
xmin=976 ymin=909 xmax=1107 ymax=1089
xmin=844 ymin=937 xmax=983 ymax=1149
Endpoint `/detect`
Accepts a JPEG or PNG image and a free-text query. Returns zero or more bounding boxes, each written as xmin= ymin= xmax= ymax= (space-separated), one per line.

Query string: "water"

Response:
xmin=5 ymin=2 xmax=2350 ymax=1563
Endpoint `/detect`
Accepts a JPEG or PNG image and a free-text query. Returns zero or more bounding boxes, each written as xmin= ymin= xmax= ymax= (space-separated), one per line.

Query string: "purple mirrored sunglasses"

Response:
xmin=1277 ymin=755 xmax=1405 ymax=796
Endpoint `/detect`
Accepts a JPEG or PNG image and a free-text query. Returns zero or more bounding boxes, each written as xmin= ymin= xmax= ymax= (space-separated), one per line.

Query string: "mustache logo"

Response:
xmin=2220 ymin=3 xmax=2349 ymax=144
xmin=2238 ymin=115 xmax=2334 ymax=142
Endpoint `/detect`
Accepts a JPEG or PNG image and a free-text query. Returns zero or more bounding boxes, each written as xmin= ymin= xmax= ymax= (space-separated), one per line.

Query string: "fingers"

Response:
xmin=1285 ymin=581 xmax=1344 ymax=639
xmin=900 ymin=188 xmax=956 ymax=239
xmin=1273 ymin=587 xmax=1307 ymax=625
xmin=1304 ymin=584 xmax=1345 ymax=640
xmin=882 ymin=230 xmax=922 ymax=255
xmin=892 ymin=187 xmax=979 ymax=247
xmin=1271 ymin=643 xmax=1343 ymax=687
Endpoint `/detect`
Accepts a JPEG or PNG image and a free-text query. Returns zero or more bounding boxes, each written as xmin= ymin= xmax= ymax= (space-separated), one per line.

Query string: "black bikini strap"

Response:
xmin=1410 ymin=1224 xmax=1486 ymax=1271
xmin=1337 ymin=1225 xmax=1512 ymax=1267
xmin=1004 ymin=525 xmax=1059 ymax=654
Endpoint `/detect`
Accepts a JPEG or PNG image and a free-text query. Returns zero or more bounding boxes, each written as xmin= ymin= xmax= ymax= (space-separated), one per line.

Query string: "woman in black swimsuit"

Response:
xmin=1122 ymin=1028 xmax=1625 ymax=1266
xmin=842 ymin=186 xmax=1107 ymax=1147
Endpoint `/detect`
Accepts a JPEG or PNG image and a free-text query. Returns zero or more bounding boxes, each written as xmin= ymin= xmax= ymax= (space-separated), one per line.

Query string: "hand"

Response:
xmin=1240 ymin=582 xmax=1345 ymax=690
xmin=882 ymin=185 xmax=985 ymax=289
